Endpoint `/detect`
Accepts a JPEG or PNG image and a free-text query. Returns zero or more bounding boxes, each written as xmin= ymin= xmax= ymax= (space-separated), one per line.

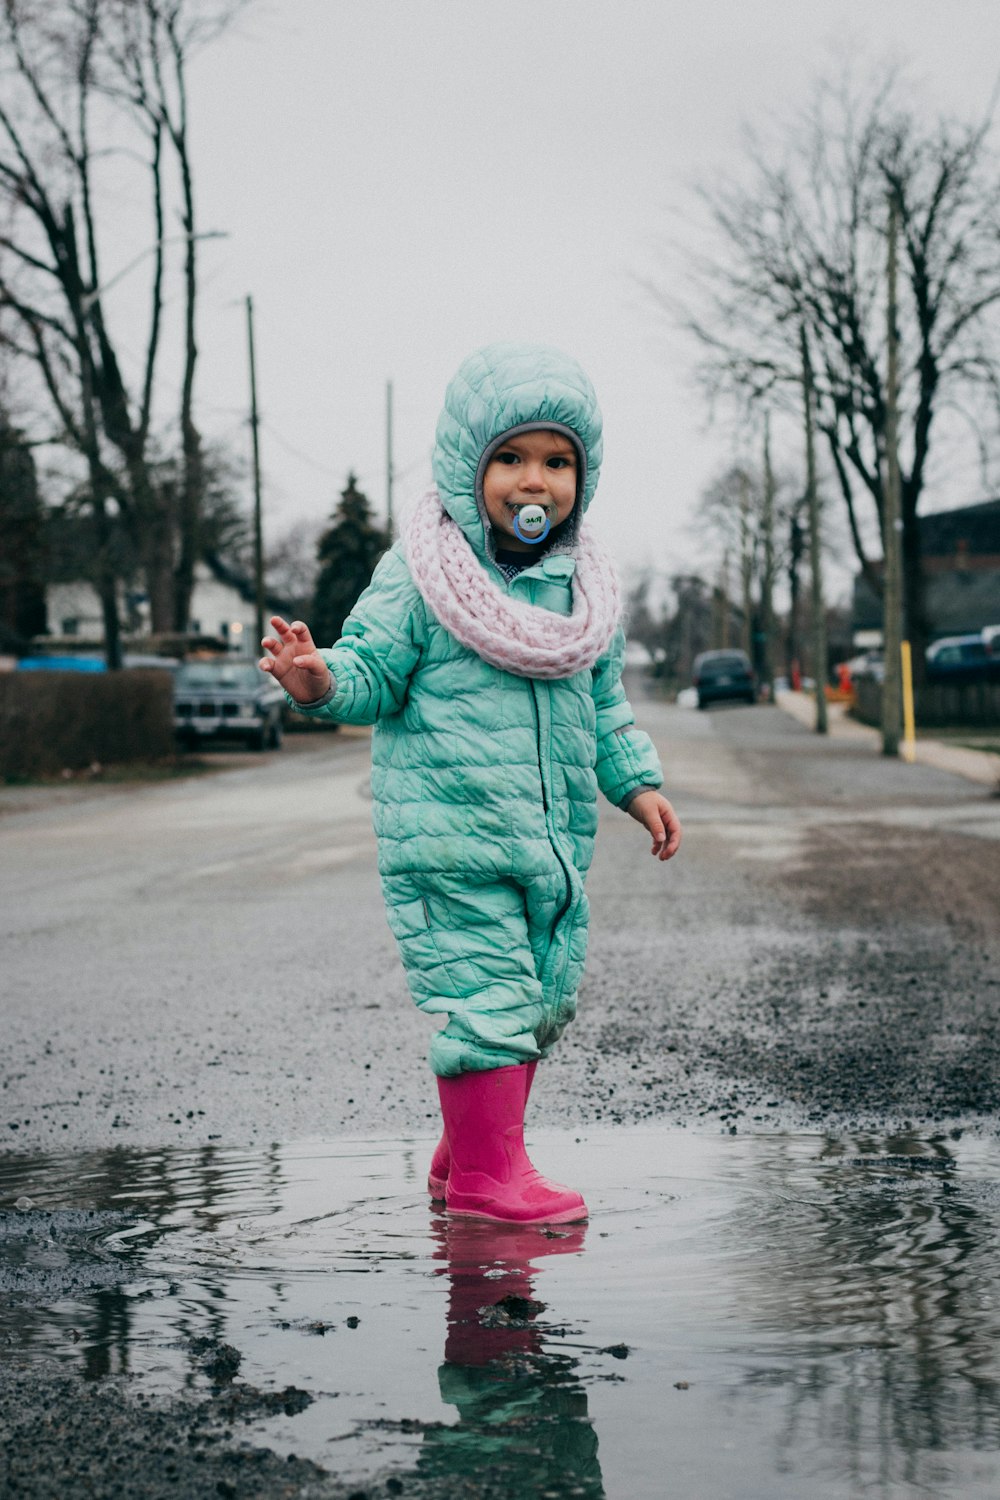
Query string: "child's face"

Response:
xmin=482 ymin=430 xmax=578 ymax=552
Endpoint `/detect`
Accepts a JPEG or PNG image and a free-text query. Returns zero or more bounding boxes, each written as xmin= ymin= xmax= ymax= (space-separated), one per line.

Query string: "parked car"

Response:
xmin=925 ymin=634 xmax=1000 ymax=684
xmin=692 ymin=649 xmax=756 ymax=708
xmin=173 ymin=660 xmax=285 ymax=750
xmin=843 ymin=650 xmax=885 ymax=685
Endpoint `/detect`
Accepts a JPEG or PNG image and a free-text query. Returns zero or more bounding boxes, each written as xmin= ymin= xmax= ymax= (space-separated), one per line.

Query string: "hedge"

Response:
xmin=0 ymin=670 xmax=175 ymax=779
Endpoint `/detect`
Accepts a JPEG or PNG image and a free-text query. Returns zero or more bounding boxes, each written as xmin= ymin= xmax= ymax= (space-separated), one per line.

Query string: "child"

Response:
xmin=260 ymin=342 xmax=681 ymax=1225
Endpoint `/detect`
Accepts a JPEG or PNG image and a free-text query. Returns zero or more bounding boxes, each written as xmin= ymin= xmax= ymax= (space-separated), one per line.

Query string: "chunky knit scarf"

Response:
xmin=404 ymin=488 xmax=620 ymax=679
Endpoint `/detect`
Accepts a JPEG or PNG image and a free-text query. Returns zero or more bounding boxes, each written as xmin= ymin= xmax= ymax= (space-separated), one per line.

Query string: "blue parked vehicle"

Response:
xmin=692 ymin=649 xmax=756 ymax=708
xmin=925 ymin=634 xmax=1000 ymax=684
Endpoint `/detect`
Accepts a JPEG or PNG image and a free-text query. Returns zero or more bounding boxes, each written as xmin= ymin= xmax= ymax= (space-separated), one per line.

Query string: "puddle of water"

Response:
xmin=3 ymin=1128 xmax=1000 ymax=1500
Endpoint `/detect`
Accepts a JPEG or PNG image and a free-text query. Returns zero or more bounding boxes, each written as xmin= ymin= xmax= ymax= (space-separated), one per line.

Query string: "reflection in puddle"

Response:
xmin=422 ymin=1216 xmax=603 ymax=1496
xmin=2 ymin=1129 xmax=1000 ymax=1498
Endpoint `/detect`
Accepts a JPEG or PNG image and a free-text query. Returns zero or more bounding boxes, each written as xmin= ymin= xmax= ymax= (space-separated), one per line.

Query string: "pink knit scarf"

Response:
xmin=404 ymin=488 xmax=620 ymax=679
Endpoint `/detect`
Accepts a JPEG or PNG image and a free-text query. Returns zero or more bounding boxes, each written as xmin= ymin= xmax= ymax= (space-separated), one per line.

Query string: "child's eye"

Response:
xmin=546 ymin=456 xmax=574 ymax=469
xmin=494 ymin=452 xmax=519 ymax=465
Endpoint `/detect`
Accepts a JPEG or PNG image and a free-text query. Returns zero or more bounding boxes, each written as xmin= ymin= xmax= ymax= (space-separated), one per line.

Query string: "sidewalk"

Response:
xmin=776 ymin=690 xmax=1000 ymax=791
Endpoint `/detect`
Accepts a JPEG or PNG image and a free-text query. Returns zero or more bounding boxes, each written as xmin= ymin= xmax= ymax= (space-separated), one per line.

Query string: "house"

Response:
xmin=852 ymin=499 xmax=1000 ymax=647
xmin=42 ymin=552 xmax=291 ymax=656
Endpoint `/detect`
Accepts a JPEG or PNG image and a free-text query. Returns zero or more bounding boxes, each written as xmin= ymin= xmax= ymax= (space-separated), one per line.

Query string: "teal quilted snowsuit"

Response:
xmin=294 ymin=344 xmax=663 ymax=1075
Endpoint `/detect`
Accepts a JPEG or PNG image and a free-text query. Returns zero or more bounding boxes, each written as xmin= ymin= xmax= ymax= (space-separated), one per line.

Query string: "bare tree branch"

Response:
xmin=663 ymin=67 xmax=1000 ymax=669
xmin=0 ymin=0 xmax=246 ymax=645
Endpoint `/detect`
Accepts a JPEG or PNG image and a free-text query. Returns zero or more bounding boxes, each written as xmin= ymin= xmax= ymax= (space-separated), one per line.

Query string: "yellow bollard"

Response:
xmin=901 ymin=640 xmax=916 ymax=764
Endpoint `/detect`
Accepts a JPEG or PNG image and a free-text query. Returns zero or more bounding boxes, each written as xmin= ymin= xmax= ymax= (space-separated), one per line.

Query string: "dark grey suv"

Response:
xmin=174 ymin=661 xmax=285 ymax=751
xmin=693 ymin=649 xmax=756 ymax=708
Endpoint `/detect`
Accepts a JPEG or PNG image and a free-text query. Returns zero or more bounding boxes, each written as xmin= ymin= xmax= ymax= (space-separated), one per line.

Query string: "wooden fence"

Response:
xmin=853 ymin=676 xmax=1000 ymax=729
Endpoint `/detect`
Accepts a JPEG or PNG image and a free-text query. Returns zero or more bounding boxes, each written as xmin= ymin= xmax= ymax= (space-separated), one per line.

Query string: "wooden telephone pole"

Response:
xmin=760 ymin=414 xmax=777 ymax=702
xmin=882 ymin=191 xmax=904 ymax=757
xmin=800 ymin=324 xmax=828 ymax=734
xmin=713 ymin=550 xmax=731 ymax=649
xmin=738 ymin=470 xmax=753 ymax=659
xmin=246 ymin=295 xmax=265 ymax=650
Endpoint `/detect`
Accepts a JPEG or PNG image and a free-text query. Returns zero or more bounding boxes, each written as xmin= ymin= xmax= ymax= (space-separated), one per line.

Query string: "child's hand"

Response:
xmin=626 ymin=790 xmax=682 ymax=862
xmin=259 ymin=616 xmax=332 ymax=704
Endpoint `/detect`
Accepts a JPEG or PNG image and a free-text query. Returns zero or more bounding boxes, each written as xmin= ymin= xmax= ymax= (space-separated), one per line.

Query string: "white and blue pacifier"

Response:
xmin=512 ymin=504 xmax=551 ymax=544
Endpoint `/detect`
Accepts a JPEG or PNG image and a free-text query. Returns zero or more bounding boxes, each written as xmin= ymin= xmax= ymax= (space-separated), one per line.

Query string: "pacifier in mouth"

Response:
xmin=512 ymin=504 xmax=551 ymax=544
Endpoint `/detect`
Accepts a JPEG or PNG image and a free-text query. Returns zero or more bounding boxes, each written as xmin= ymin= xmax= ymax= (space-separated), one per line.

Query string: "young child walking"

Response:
xmin=260 ymin=342 xmax=681 ymax=1226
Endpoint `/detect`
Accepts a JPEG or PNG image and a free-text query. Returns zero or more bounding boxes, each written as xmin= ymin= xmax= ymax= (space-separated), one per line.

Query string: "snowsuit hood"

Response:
xmin=432 ymin=343 xmax=604 ymax=565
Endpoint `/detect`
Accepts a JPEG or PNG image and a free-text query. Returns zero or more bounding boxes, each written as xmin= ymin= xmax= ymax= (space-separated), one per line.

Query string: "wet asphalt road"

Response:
xmin=3 ymin=689 xmax=1000 ymax=1152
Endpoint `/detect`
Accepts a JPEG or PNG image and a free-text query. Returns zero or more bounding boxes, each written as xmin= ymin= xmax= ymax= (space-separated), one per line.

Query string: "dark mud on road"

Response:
xmin=569 ymin=721 xmax=1000 ymax=1145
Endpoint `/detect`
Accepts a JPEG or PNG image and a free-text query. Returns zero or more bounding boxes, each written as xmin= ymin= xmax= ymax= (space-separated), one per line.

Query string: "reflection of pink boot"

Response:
xmin=428 ymin=1061 xmax=536 ymax=1199
xmin=430 ymin=1215 xmax=588 ymax=1366
xmin=437 ymin=1064 xmax=586 ymax=1225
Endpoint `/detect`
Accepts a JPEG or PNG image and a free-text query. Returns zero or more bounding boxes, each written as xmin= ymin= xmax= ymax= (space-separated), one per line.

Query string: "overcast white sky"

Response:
xmin=121 ymin=0 xmax=1000 ymax=601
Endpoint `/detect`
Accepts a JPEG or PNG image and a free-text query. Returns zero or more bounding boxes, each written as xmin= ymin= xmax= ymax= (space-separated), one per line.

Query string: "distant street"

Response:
xmin=4 ymin=690 xmax=999 ymax=1151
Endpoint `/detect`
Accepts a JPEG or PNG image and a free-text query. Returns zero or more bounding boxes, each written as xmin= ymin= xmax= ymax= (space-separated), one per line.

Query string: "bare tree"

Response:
xmin=1 ymin=1 xmax=125 ymax=661
xmin=697 ymin=456 xmax=806 ymax=672
xmin=668 ymin=572 xmax=713 ymax=681
xmin=625 ymin=570 xmax=715 ymax=688
xmin=0 ymin=0 xmax=245 ymax=662
xmin=699 ymin=462 xmax=763 ymax=658
xmin=264 ymin=518 xmax=322 ymax=622
xmin=667 ymin=70 xmax=1000 ymax=679
xmin=104 ymin=0 xmax=244 ymax=631
xmin=0 ymin=411 xmax=47 ymax=647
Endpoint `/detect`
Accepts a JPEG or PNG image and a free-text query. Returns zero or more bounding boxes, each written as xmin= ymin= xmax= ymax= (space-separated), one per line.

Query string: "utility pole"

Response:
xmin=713 ymin=549 xmax=730 ymax=649
xmin=739 ymin=470 xmax=753 ymax=659
xmin=385 ymin=379 xmax=395 ymax=539
xmin=787 ymin=506 xmax=804 ymax=685
xmin=882 ymin=191 xmax=904 ymax=757
xmin=760 ymin=414 xmax=776 ymax=702
xmin=800 ymin=323 xmax=828 ymax=734
xmin=246 ymin=295 xmax=265 ymax=651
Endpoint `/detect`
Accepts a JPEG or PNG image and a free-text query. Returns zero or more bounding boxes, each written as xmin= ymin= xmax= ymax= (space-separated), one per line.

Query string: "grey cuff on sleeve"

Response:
xmin=286 ymin=673 xmax=337 ymax=713
xmin=620 ymin=785 xmax=658 ymax=811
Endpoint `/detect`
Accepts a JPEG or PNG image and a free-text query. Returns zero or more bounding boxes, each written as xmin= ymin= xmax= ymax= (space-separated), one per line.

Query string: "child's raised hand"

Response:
xmin=259 ymin=616 xmax=332 ymax=704
xmin=626 ymin=790 xmax=682 ymax=862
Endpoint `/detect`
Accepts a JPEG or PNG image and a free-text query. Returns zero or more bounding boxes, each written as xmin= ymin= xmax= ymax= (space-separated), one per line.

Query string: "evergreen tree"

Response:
xmin=312 ymin=473 xmax=391 ymax=647
xmin=0 ymin=418 xmax=46 ymax=650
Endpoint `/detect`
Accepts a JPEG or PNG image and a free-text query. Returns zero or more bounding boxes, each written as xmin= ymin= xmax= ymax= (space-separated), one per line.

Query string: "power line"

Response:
xmin=259 ymin=418 xmax=428 ymax=493
xmin=259 ymin=420 xmax=341 ymax=478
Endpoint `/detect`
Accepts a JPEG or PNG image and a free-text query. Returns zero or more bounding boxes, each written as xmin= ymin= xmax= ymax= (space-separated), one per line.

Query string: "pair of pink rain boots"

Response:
xmin=427 ymin=1062 xmax=587 ymax=1225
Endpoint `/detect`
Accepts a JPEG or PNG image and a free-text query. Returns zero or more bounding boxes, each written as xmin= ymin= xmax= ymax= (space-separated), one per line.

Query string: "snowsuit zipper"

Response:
xmin=506 ymin=564 xmax=575 ymax=926
xmin=528 ymin=678 xmax=576 ymax=973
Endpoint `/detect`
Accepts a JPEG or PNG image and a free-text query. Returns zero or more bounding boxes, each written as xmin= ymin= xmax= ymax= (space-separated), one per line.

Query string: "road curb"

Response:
xmin=775 ymin=690 xmax=1000 ymax=791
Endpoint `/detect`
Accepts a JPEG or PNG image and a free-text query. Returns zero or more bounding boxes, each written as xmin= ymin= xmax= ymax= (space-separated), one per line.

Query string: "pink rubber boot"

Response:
xmin=437 ymin=1064 xmax=586 ymax=1225
xmin=428 ymin=1061 xmax=537 ymax=1199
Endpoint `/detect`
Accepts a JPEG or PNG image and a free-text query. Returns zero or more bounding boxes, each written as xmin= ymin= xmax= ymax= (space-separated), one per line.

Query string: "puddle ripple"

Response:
xmin=2 ymin=1129 xmax=1000 ymax=1499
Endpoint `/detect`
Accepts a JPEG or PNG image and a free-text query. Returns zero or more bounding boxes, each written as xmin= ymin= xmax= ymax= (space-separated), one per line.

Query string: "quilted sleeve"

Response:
xmin=285 ymin=543 xmax=426 ymax=726
xmin=591 ymin=626 xmax=664 ymax=807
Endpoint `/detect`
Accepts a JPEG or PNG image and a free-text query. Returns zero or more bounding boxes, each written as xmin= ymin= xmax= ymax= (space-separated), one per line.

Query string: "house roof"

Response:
xmin=919 ymin=498 xmax=1000 ymax=558
xmin=853 ymin=568 xmax=1000 ymax=636
xmin=201 ymin=551 xmax=292 ymax=615
xmin=852 ymin=499 xmax=1000 ymax=636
